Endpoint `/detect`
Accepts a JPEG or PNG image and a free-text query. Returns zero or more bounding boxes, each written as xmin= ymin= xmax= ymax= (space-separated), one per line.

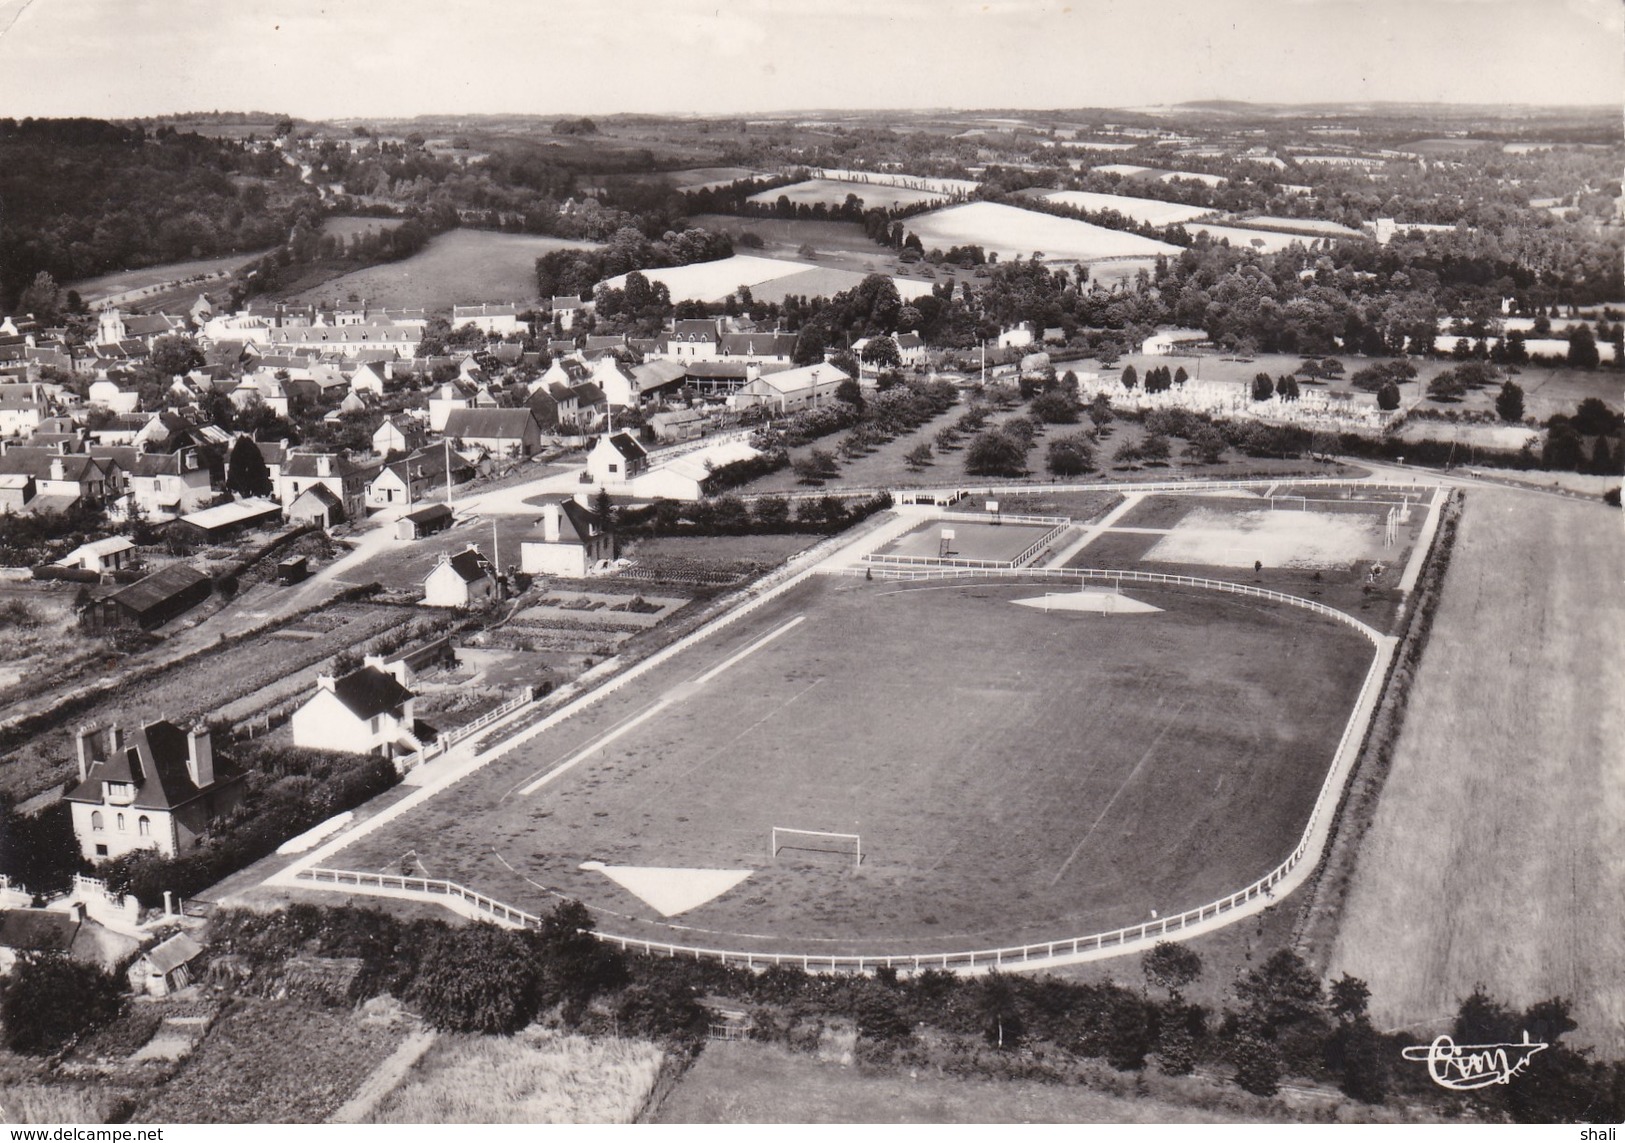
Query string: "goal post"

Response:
xmin=772 ymin=827 xmax=861 ymax=869
xmin=1269 ymin=494 xmax=1308 ymax=511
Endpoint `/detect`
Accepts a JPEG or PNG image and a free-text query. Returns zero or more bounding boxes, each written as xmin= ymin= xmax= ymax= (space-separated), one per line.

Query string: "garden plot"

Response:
xmin=1145 ymin=505 xmax=1387 ymax=570
xmin=513 ymin=592 xmax=686 ymax=629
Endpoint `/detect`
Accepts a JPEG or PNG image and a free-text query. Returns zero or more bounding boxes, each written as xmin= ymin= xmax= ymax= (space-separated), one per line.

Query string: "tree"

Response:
xmin=1045 ymin=434 xmax=1096 ymax=477
xmin=1567 ymin=324 xmax=1600 ymax=369
xmin=535 ymin=899 xmax=626 ymax=1021
xmin=1121 ymin=364 xmax=1138 ymax=391
xmin=1276 ymin=375 xmax=1300 ymax=402
xmin=1185 ymin=425 xmax=1228 ymax=465
xmin=965 ymin=430 xmax=1028 ymax=477
xmin=1376 ymin=381 xmax=1401 ymax=411
xmin=860 ymin=335 xmax=901 ymax=369
xmin=1 ymin=954 xmax=124 ymax=1055
xmin=903 ymin=442 xmax=934 ymax=471
xmin=1427 ymin=372 xmax=1466 ymax=403
xmin=834 ymin=377 xmax=865 ymax=411
xmin=1251 ymin=373 xmax=1274 ymax=402
xmin=792 ymin=449 xmax=839 ymax=484
xmin=1329 ymin=973 xmax=1372 ymax=1023
xmin=1138 ymin=434 xmax=1171 ymax=462
xmin=1496 ymin=380 xmax=1526 ymax=423
xmin=18 ymin=271 xmax=62 ymax=321
xmin=1542 ymin=422 xmax=1585 ymax=471
xmin=1230 ymin=1021 xmax=1282 ymax=1096
xmin=1031 ymin=390 xmax=1079 ymax=424
xmin=1087 ymin=393 xmax=1114 ymax=429
xmin=1142 ymin=941 xmax=1202 ymax=1002
xmin=1173 ymin=366 xmax=1189 ymax=387
xmin=1589 ymin=434 xmax=1616 ymax=476
xmin=1236 ymin=950 xmax=1325 ymax=1037
xmin=225 ymin=436 xmax=273 ymax=498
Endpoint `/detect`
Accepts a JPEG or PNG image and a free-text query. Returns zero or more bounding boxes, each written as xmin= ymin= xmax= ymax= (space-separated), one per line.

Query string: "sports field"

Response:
xmin=874 ymin=519 xmax=1058 ymax=564
xmin=330 ymin=573 xmax=1372 ymax=955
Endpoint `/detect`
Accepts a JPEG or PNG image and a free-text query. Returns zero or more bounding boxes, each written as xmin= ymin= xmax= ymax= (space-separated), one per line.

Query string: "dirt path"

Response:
xmin=328 ymin=1028 xmax=436 ymax=1123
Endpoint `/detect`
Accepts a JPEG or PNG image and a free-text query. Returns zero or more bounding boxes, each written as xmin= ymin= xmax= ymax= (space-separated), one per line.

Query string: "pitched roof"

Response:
xmin=600 ymin=432 xmax=647 ymax=460
xmin=571 ymin=382 xmax=606 ymax=405
xmin=403 ymin=502 xmax=454 ymax=527
xmin=0 ymin=910 xmax=79 ymax=953
xmin=719 ymin=332 xmax=796 ymax=357
xmin=330 ymin=665 xmax=413 ymax=720
xmin=289 ymin=484 xmax=343 ymax=511
xmin=671 ymin=318 xmax=720 ymax=342
xmin=282 ymin=452 xmax=377 ymax=480
xmin=141 ymin=932 xmax=203 ymax=975
xmin=442 ymin=407 xmax=539 ymax=439
xmin=452 ymin=303 xmax=519 ymax=319
xmin=101 ymin=563 xmax=210 ymax=617
xmin=443 ymin=548 xmax=495 ymax=583
xmin=0 ymin=451 xmax=111 ymax=482
xmin=64 ymin=720 xmax=245 ymax=811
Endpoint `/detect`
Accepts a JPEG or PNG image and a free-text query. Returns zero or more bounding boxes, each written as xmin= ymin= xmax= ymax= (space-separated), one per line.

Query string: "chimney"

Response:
xmin=106 ymin=724 xmax=123 ymax=755
xmin=49 ymin=457 xmax=66 ymax=483
xmin=186 ymin=723 xmax=214 ymax=788
xmin=541 ymin=502 xmax=562 ymax=542
xmin=76 ymin=724 xmax=99 ymax=782
xmin=316 ymin=674 xmax=337 ymax=693
xmin=316 ymin=454 xmax=333 ymax=478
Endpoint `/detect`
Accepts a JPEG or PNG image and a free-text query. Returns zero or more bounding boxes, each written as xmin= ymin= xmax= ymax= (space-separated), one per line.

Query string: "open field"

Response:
xmin=366 ymin=1028 xmax=662 ymax=1123
xmin=656 ymin=1040 xmax=1236 ymax=1123
xmin=689 ymin=214 xmax=891 ymax=265
xmin=1185 ymin=223 xmax=1321 ymax=253
xmin=1326 ymin=486 xmax=1625 ymax=1054
xmin=321 ymin=215 xmax=403 ymax=241
xmin=287 ymin=230 xmax=598 ymax=310
xmin=68 ymin=251 xmax=267 ymax=302
xmin=903 ymin=202 xmax=1182 ymax=262
xmin=749 ymin=178 xmax=951 ymax=211
xmin=621 ymin=532 xmax=823 ymax=569
xmin=597 ymin=254 xmax=933 ymax=304
xmin=331 ymin=573 xmax=1371 ymax=955
xmin=662 ymin=166 xmax=766 ymax=190
xmin=1042 ymin=190 xmax=1214 ymax=227
xmin=1143 ymin=504 xmax=1391 ymax=570
xmin=136 ymin=999 xmax=412 ymax=1123
xmin=1234 ymin=215 xmax=1365 ymax=238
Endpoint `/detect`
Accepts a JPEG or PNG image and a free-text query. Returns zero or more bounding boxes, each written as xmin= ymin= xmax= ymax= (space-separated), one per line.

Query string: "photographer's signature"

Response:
xmin=1401 ymin=1031 xmax=1548 ymax=1090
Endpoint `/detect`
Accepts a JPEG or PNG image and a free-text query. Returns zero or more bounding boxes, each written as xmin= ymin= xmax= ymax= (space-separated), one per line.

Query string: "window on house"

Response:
xmin=608 ymin=463 xmax=618 ymax=473
xmin=370 ymin=715 xmax=381 ymax=733
xmin=95 ymin=844 xmax=108 ymax=857
xmin=138 ymin=816 xmax=151 ymax=836
xmin=117 ymin=813 xmax=126 ymax=832
xmin=91 ymin=811 xmax=104 ymax=831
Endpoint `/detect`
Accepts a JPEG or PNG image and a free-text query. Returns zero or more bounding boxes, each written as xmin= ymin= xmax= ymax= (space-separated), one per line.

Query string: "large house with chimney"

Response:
xmin=65 ymin=721 xmax=246 ymax=862
xmin=275 ymin=451 xmax=379 ymax=521
xmin=520 ymin=498 xmax=614 ymax=578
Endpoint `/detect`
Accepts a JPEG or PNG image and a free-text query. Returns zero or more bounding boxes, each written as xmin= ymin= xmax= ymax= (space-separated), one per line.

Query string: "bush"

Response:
xmin=409 ymin=923 xmax=538 ymax=1034
xmin=1 ymin=954 xmax=124 ymax=1055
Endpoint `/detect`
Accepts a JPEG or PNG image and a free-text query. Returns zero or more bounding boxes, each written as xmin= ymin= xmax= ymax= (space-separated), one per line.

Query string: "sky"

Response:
xmin=0 ymin=0 xmax=1619 ymax=120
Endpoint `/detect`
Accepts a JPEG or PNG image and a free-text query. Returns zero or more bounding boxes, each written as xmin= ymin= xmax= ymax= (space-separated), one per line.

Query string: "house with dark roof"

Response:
xmin=719 ymin=331 xmax=797 ymax=364
xmin=0 ymin=451 xmax=121 ymax=514
xmin=372 ymin=413 xmax=426 ymax=458
xmin=286 ymin=483 xmax=345 ymax=529
xmin=427 ymin=381 xmax=476 ymax=433
xmin=78 ymin=563 xmax=210 ymax=631
xmin=88 ymin=445 xmax=213 ymax=521
xmin=396 ymin=501 xmax=455 ymax=540
xmin=441 ymin=407 xmax=543 ymax=459
xmin=276 ymin=451 xmax=380 ymax=521
xmin=65 ymin=721 xmax=246 ymax=861
xmin=550 ymin=295 xmax=588 ymax=332
xmin=290 ymin=655 xmax=421 ymax=758
xmin=663 ymin=318 xmax=722 ymax=360
xmin=585 ymin=432 xmax=649 ymax=485
xmin=452 ymin=303 xmax=524 ymax=336
xmin=367 ymin=442 xmax=473 ymax=509
xmin=423 ymin=544 xmax=498 ymax=608
xmin=520 ymin=498 xmax=614 ymax=578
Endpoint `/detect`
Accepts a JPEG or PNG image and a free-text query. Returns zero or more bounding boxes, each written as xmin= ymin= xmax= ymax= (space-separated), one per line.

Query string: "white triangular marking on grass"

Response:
xmin=581 ymin=864 xmax=753 ymax=916
xmin=1013 ymin=590 xmax=1163 ymax=614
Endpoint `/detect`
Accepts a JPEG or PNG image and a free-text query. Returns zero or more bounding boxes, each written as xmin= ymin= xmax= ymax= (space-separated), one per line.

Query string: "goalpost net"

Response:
xmin=772 ymin=827 xmax=861 ymax=868
xmin=1269 ymin=494 xmax=1308 ymax=511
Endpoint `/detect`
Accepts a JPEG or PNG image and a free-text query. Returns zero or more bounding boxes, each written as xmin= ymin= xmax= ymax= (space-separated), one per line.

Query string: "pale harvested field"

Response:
xmin=365 ymin=1028 xmax=662 ymax=1123
xmin=1042 ymin=190 xmax=1214 ymax=227
xmin=749 ymin=178 xmax=950 ymax=211
xmin=903 ymin=202 xmax=1182 ymax=262
xmin=290 ymin=230 xmax=598 ymax=309
xmin=1327 ymin=487 xmax=1625 ymax=1052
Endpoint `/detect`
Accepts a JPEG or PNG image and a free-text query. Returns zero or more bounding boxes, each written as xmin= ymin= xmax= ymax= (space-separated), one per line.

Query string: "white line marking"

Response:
xmin=690 ymin=614 xmax=805 ymax=686
xmin=514 ymin=615 xmax=806 ymax=797
xmin=1051 ymin=697 xmax=1190 ymax=886
xmin=516 ymin=699 xmax=671 ymax=796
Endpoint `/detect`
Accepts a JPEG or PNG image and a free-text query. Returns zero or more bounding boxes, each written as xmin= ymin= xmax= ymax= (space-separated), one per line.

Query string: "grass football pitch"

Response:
xmin=332 ymin=574 xmax=1372 ymax=955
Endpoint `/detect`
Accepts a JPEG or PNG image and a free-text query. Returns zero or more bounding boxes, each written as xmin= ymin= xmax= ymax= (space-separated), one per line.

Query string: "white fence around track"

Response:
xmin=297 ymin=563 xmax=1393 ymax=975
xmin=395 ymin=686 xmax=537 ymax=774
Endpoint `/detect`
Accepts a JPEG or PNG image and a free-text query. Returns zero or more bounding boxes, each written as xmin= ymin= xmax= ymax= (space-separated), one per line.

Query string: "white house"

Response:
xmin=520 ymin=499 xmax=614 ymax=578
xmin=591 ymin=357 xmax=641 ymax=409
xmin=1141 ymin=328 xmax=1208 ymax=356
xmin=661 ymin=318 xmax=721 ymax=360
xmin=427 ymin=381 xmax=476 ymax=433
xmin=997 ymin=324 xmax=1034 ymax=350
xmin=86 ymin=380 xmax=141 ymax=414
xmin=372 ymin=414 xmax=425 ymax=457
xmin=585 ymin=432 xmax=648 ymax=486
xmin=55 ymin=536 xmax=137 ymax=576
xmin=729 ymin=362 xmax=851 ymax=413
xmin=118 ymin=448 xmax=215 ymax=521
xmin=423 ymin=545 xmax=498 ymax=608
xmin=350 ymin=361 xmax=390 ymax=397
xmin=452 ymin=303 xmax=524 ymax=337
xmin=290 ymin=655 xmax=419 ymax=758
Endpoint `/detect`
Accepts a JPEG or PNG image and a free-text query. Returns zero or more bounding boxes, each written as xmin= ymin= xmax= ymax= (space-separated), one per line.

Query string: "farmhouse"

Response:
xmin=520 ymin=499 xmax=614 ymax=578
xmin=441 ymin=407 xmax=543 ymax=459
xmin=79 ymin=563 xmax=211 ymax=631
xmin=65 ymin=721 xmax=247 ymax=862
xmin=526 ymin=382 xmax=581 ymax=432
xmin=290 ymin=655 xmax=420 ymax=758
xmin=550 ymin=296 xmax=588 ymax=331
xmin=423 ymin=545 xmax=499 ymax=608
xmin=663 ymin=318 xmax=722 ymax=360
